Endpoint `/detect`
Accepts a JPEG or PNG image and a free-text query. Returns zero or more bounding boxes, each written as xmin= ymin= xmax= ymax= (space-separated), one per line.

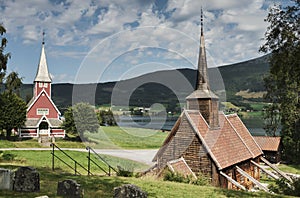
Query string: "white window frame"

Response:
xmin=37 ymin=108 xmax=49 ymax=115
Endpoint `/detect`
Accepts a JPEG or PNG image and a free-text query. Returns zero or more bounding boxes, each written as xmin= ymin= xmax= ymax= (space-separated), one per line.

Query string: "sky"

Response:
xmin=0 ymin=0 xmax=289 ymax=84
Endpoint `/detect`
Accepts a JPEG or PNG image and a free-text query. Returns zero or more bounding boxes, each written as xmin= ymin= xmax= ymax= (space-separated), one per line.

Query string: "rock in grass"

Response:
xmin=114 ymin=184 xmax=147 ymax=198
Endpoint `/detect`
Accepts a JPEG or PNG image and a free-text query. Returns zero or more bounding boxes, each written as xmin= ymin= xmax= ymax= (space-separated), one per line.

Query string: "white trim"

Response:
xmin=36 ymin=115 xmax=53 ymax=128
xmin=27 ymin=89 xmax=61 ymax=116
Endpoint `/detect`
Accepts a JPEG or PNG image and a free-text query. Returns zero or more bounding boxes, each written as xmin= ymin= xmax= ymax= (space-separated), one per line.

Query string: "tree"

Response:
xmin=0 ymin=91 xmax=26 ymax=139
xmin=0 ymin=24 xmax=10 ymax=83
xmin=97 ymin=109 xmax=117 ymax=126
xmin=0 ymin=24 xmax=26 ymax=139
xmin=5 ymin=71 xmax=23 ymax=96
xmin=62 ymin=103 xmax=100 ymax=137
xmin=260 ymin=0 xmax=300 ymax=163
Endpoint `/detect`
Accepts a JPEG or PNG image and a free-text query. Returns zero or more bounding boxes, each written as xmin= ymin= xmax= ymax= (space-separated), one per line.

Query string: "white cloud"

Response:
xmin=0 ymin=0 xmax=287 ymax=83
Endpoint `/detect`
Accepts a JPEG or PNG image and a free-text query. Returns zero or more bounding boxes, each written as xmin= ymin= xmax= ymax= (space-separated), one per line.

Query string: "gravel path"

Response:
xmin=0 ymin=148 xmax=158 ymax=166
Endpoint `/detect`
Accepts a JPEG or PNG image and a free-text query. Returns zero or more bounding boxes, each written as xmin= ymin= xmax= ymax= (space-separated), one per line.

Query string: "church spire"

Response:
xmin=34 ymin=31 xmax=52 ymax=83
xmin=196 ymin=8 xmax=209 ymax=91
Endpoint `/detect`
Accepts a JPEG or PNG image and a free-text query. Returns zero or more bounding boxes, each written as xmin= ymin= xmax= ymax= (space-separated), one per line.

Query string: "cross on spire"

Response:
xmin=201 ymin=8 xmax=203 ymax=36
xmin=196 ymin=8 xmax=209 ymax=91
xmin=42 ymin=31 xmax=45 ymax=45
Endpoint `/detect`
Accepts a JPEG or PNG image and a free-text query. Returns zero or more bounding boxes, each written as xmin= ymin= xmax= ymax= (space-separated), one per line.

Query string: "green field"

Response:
xmin=84 ymin=126 xmax=168 ymax=149
xmin=0 ymin=126 xmax=167 ymax=150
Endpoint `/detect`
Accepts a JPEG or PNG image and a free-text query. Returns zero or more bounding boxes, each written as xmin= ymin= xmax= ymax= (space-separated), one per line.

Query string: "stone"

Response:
xmin=0 ymin=168 xmax=14 ymax=190
xmin=114 ymin=184 xmax=147 ymax=198
xmin=57 ymin=179 xmax=82 ymax=198
xmin=13 ymin=166 xmax=40 ymax=192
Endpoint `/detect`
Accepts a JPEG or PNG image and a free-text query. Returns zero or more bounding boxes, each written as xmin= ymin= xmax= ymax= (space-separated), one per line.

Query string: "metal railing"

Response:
xmin=51 ymin=143 xmax=92 ymax=175
xmin=86 ymin=146 xmax=118 ymax=176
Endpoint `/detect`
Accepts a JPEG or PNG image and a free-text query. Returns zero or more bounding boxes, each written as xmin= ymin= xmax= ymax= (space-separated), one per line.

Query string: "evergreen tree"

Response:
xmin=260 ymin=0 xmax=300 ymax=163
xmin=0 ymin=91 xmax=26 ymax=138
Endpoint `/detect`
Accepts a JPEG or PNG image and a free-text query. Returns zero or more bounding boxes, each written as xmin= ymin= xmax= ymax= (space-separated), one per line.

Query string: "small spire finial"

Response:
xmin=42 ymin=31 xmax=45 ymax=45
xmin=201 ymin=8 xmax=203 ymax=36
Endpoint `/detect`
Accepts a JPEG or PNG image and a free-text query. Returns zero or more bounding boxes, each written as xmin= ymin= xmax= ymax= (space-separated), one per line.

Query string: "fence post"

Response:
xmin=51 ymin=143 xmax=54 ymax=171
xmin=87 ymin=147 xmax=91 ymax=176
xmin=75 ymin=161 xmax=77 ymax=175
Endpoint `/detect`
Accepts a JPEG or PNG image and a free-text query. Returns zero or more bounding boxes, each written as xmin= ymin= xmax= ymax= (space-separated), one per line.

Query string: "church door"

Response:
xmin=39 ymin=121 xmax=49 ymax=136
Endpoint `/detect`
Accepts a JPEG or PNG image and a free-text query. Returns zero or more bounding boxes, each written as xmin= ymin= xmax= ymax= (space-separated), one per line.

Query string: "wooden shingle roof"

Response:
xmin=153 ymin=110 xmax=263 ymax=170
xmin=253 ymin=136 xmax=281 ymax=152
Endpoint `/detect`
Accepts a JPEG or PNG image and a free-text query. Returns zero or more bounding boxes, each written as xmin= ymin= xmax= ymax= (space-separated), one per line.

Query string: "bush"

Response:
xmin=163 ymin=170 xmax=210 ymax=186
xmin=269 ymin=178 xmax=300 ymax=196
xmin=117 ymin=166 xmax=134 ymax=177
xmin=0 ymin=151 xmax=16 ymax=161
xmin=163 ymin=170 xmax=189 ymax=183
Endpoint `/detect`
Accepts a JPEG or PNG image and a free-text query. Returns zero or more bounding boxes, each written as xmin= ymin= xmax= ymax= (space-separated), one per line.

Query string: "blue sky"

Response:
xmin=0 ymin=0 xmax=288 ymax=83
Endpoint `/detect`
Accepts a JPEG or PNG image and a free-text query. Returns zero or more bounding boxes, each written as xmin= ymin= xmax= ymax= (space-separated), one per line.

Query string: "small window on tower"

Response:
xmin=39 ymin=82 xmax=43 ymax=87
xmin=44 ymin=83 xmax=48 ymax=88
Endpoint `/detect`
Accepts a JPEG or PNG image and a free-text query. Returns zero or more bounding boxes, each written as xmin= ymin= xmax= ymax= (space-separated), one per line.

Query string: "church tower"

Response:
xmin=186 ymin=10 xmax=219 ymax=129
xmin=34 ymin=32 xmax=52 ymax=97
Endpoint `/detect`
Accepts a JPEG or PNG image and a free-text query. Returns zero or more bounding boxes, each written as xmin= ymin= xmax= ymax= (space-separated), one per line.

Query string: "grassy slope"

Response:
xmin=0 ymin=165 xmax=289 ymax=198
xmin=0 ymin=150 xmax=148 ymax=174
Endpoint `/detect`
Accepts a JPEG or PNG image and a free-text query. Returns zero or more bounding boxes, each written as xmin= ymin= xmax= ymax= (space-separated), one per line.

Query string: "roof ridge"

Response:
xmin=225 ymin=115 xmax=256 ymax=158
xmin=234 ymin=115 xmax=263 ymax=154
xmin=184 ymin=110 xmax=222 ymax=169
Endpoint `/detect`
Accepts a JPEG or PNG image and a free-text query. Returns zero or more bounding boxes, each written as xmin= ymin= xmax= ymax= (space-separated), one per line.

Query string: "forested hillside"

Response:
xmin=19 ymin=55 xmax=270 ymax=113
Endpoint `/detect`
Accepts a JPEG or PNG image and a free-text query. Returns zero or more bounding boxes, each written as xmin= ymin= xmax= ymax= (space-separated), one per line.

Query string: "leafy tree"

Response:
xmin=0 ymin=24 xmax=26 ymax=139
xmin=0 ymin=91 xmax=26 ymax=139
xmin=5 ymin=71 xmax=22 ymax=95
xmin=62 ymin=103 xmax=99 ymax=137
xmin=0 ymin=24 xmax=10 ymax=83
xmin=260 ymin=0 xmax=300 ymax=163
xmin=97 ymin=109 xmax=117 ymax=126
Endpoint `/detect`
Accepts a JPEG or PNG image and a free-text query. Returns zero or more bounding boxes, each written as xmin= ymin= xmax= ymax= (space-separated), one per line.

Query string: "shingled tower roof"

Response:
xmin=34 ymin=32 xmax=52 ymax=83
xmin=186 ymin=9 xmax=218 ymax=99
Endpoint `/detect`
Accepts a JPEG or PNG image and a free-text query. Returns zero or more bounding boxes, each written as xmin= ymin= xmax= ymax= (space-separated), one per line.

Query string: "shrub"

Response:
xmin=0 ymin=151 xmax=16 ymax=161
xmin=117 ymin=166 xmax=134 ymax=177
xmin=163 ymin=170 xmax=210 ymax=186
xmin=269 ymin=178 xmax=300 ymax=196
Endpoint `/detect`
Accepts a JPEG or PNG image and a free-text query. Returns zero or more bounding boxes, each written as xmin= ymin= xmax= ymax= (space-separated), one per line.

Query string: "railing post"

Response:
xmin=75 ymin=161 xmax=77 ymax=175
xmin=87 ymin=147 xmax=91 ymax=176
xmin=51 ymin=143 xmax=54 ymax=171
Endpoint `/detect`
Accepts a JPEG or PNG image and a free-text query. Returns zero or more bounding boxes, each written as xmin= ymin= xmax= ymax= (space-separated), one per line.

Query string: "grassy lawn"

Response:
xmin=0 ymin=151 xmax=294 ymax=197
xmin=0 ymin=150 xmax=148 ymax=174
xmin=0 ymin=127 xmax=167 ymax=150
xmin=0 ymin=166 xmax=289 ymax=198
xmin=277 ymin=164 xmax=300 ymax=175
xmin=84 ymin=126 xmax=167 ymax=149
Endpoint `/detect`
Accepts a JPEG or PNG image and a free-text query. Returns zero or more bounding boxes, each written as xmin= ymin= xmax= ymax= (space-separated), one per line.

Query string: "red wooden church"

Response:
xmin=152 ymin=11 xmax=269 ymax=191
xmin=19 ymin=39 xmax=65 ymax=138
